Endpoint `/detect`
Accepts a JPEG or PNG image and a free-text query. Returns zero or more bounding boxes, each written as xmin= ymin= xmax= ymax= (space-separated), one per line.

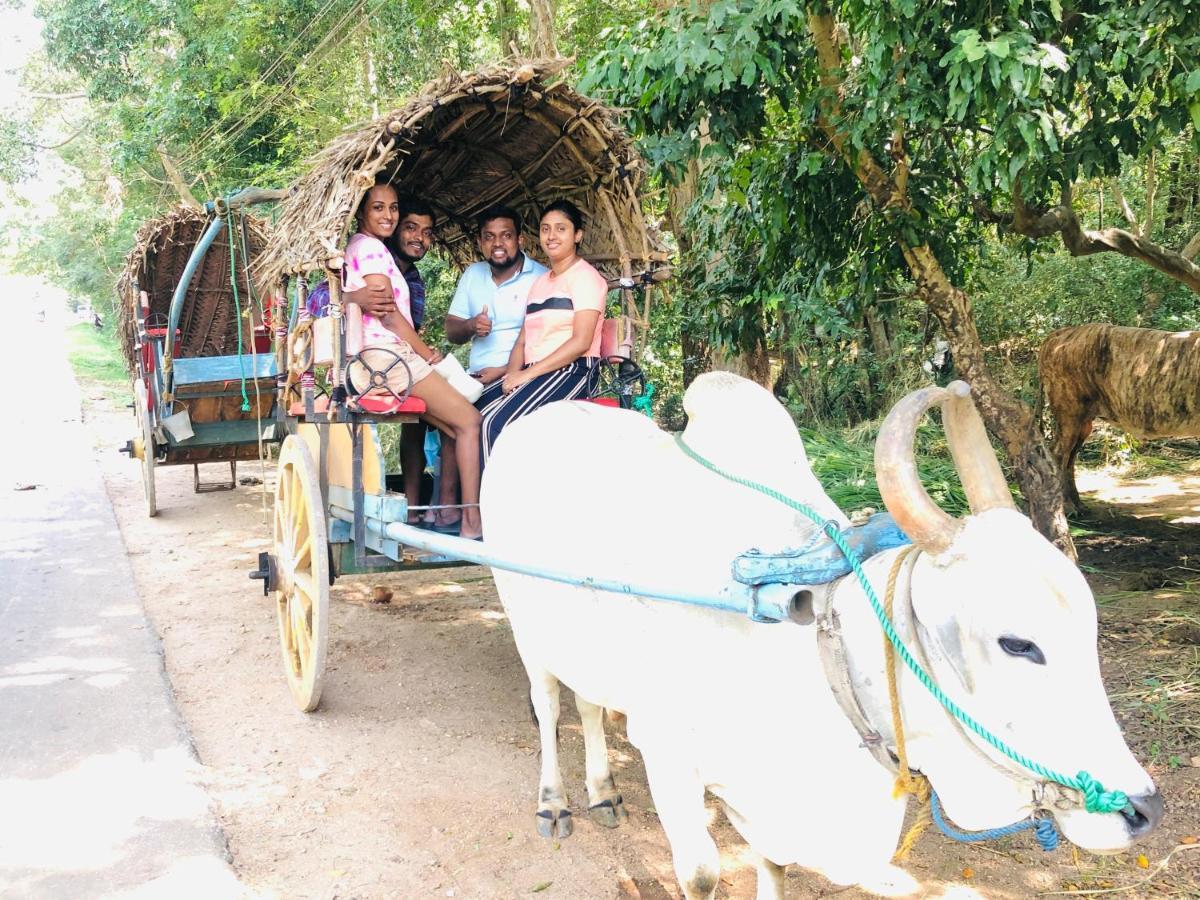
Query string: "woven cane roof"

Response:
xmin=256 ymin=60 xmax=669 ymax=293
xmin=116 ymin=205 xmax=271 ymax=371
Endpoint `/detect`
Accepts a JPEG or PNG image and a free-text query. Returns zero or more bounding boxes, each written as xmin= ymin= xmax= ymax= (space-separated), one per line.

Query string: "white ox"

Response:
xmin=480 ymin=373 xmax=1162 ymax=898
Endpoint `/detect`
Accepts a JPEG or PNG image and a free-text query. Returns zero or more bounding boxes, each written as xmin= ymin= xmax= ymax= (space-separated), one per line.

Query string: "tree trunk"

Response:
xmin=1142 ymin=150 xmax=1157 ymax=238
xmin=710 ymin=339 xmax=772 ymax=387
xmin=1165 ymin=156 xmax=1183 ymax=229
xmin=901 ymin=244 xmax=1076 ymax=558
xmin=497 ymin=0 xmax=519 ymax=56
xmin=664 ymin=158 xmax=711 ymax=388
xmin=528 ymin=0 xmax=558 ymax=58
xmin=864 ymin=303 xmax=893 ymax=361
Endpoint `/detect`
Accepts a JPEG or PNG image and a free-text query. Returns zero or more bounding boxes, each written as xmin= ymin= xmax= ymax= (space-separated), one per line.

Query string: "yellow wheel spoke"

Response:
xmin=293 ymin=572 xmax=319 ymax=606
xmin=291 ymin=489 xmax=306 ymax=549
xmin=292 ymin=535 xmax=312 ymax=570
xmin=292 ymin=599 xmax=312 ymax=661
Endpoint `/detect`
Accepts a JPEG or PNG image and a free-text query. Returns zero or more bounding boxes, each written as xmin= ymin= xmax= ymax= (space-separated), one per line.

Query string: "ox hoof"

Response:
xmin=535 ymin=808 xmax=573 ymax=839
xmin=588 ymin=795 xmax=628 ymax=828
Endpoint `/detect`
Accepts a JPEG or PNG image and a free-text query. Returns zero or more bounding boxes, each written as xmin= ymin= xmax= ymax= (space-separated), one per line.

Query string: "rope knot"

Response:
xmin=1034 ymin=816 xmax=1060 ymax=851
xmin=1074 ymin=771 xmax=1130 ymax=814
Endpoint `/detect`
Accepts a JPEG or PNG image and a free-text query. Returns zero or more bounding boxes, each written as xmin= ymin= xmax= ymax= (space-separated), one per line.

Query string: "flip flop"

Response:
xmin=431 ymin=520 xmax=463 ymax=534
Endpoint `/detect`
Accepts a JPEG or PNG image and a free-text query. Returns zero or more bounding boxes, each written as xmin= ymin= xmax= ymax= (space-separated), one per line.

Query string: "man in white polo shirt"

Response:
xmin=430 ymin=205 xmax=547 ymax=531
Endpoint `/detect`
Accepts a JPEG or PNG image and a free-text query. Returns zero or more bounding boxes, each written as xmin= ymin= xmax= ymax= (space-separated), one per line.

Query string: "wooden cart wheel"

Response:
xmin=274 ymin=435 xmax=330 ymax=712
xmin=134 ymin=379 xmax=157 ymax=517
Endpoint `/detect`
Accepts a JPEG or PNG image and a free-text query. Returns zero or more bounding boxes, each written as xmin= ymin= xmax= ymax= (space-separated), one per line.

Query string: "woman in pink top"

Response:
xmin=343 ymin=182 xmax=483 ymax=539
xmin=479 ymin=199 xmax=606 ymax=462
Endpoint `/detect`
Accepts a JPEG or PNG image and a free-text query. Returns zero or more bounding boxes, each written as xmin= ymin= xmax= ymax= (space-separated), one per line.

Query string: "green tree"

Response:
xmin=584 ymin=0 xmax=1200 ymax=555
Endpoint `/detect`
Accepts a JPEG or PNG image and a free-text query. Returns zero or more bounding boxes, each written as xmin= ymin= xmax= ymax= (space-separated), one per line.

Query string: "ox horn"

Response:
xmin=940 ymin=381 xmax=1016 ymax=515
xmin=875 ymin=385 xmax=961 ymax=555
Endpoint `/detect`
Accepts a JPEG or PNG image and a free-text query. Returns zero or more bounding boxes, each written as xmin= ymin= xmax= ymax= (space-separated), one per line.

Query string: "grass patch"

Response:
xmin=800 ymin=421 xmax=988 ymax=518
xmin=66 ymin=323 xmax=129 ymax=403
xmin=1076 ymin=423 xmax=1200 ymax=478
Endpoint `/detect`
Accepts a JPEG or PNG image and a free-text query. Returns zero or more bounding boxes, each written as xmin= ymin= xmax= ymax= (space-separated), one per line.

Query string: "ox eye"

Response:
xmin=998 ymin=636 xmax=1046 ymax=665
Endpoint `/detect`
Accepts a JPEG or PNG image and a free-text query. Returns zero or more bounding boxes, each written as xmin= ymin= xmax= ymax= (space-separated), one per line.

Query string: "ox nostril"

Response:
xmin=1121 ymin=791 xmax=1165 ymax=838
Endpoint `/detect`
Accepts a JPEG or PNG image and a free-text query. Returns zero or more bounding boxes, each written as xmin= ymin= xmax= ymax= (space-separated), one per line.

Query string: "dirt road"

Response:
xmin=85 ymin=396 xmax=1199 ymax=899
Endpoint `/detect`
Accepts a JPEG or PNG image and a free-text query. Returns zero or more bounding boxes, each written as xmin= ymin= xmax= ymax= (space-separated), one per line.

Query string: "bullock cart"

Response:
xmin=117 ymin=190 xmax=286 ymax=516
xmin=245 ymin=61 xmax=1161 ymax=889
xmin=250 ymin=60 xmax=668 ymax=711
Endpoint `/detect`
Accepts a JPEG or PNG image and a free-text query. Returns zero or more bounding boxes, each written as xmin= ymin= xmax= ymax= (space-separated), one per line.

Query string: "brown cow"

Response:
xmin=1039 ymin=323 xmax=1200 ymax=511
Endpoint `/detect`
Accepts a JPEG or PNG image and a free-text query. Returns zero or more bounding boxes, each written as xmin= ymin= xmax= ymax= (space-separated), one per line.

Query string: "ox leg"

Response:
xmin=752 ymin=854 xmax=786 ymax=900
xmin=641 ymin=747 xmax=720 ymax=900
xmin=575 ymin=695 xmax=628 ymax=828
xmin=529 ymin=671 xmax=573 ymax=840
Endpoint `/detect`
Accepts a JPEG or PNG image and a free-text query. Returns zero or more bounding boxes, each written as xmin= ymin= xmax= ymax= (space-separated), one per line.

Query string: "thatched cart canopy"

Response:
xmin=116 ymin=205 xmax=271 ymax=371
xmin=256 ymin=60 xmax=669 ymax=324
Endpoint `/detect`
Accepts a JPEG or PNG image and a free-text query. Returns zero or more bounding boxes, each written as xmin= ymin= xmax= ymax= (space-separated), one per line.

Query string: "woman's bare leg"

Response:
xmin=410 ymin=375 xmax=482 ymax=538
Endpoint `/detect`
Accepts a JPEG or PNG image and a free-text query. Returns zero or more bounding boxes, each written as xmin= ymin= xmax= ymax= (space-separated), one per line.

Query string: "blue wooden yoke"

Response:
xmin=731 ymin=513 xmax=911 ymax=587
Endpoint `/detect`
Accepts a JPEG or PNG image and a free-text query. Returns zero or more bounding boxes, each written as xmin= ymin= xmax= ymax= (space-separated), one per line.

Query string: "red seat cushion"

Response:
xmin=287 ymin=396 xmax=331 ymax=416
xmin=586 ymin=397 xmax=620 ymax=407
xmin=286 ymin=395 xmax=427 ymax=416
xmin=349 ymin=394 xmax=427 ymax=415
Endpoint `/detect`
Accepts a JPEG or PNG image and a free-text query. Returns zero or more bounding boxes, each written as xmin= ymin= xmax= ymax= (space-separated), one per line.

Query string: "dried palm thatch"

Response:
xmin=116 ymin=205 xmax=272 ymax=371
xmin=256 ymin=59 xmax=669 ymax=325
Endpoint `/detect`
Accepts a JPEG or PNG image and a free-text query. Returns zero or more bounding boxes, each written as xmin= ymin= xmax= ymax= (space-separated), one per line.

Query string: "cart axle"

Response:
xmin=249 ymin=551 xmax=277 ymax=596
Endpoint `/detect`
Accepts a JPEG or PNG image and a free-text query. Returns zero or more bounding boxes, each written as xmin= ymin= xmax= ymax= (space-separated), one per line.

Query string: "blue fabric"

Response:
xmin=448 ymin=255 xmax=548 ymax=372
xmin=424 ymin=426 xmax=441 ymax=473
xmin=306 ymin=281 xmax=330 ymax=318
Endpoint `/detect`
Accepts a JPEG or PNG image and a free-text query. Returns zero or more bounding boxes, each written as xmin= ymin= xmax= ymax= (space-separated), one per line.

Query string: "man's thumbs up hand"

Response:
xmin=472 ymin=305 xmax=492 ymax=337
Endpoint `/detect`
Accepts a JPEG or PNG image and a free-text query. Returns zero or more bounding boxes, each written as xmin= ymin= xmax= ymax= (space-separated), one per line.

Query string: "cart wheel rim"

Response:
xmin=274 ymin=435 xmax=329 ymax=712
xmin=134 ymin=380 xmax=157 ymax=517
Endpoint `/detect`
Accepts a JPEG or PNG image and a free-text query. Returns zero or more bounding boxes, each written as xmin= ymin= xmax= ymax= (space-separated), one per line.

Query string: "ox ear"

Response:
xmin=911 ymin=593 xmax=976 ymax=694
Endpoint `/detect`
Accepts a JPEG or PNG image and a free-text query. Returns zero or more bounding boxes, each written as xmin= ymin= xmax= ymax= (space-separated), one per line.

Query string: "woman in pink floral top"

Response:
xmin=344 ymin=182 xmax=483 ymax=539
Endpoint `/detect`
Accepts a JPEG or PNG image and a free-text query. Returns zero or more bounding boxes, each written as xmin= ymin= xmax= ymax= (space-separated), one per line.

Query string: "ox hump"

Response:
xmin=681 ymin=372 xmax=846 ymax=526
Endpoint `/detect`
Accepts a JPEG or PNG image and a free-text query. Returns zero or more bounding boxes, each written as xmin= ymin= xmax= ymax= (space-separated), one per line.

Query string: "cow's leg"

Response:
xmin=641 ymin=745 xmax=720 ymax=900
xmin=752 ymin=853 xmax=786 ymax=900
xmin=1049 ymin=401 xmax=1090 ymax=514
xmin=1064 ymin=419 xmax=1094 ymax=512
xmin=1056 ymin=415 xmax=1092 ymax=513
xmin=575 ymin=694 xmax=628 ymax=828
xmin=529 ymin=670 xmax=573 ymax=839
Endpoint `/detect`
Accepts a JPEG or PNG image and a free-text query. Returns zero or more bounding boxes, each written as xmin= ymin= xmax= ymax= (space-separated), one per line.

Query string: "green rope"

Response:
xmin=225 ymin=205 xmax=252 ymax=412
xmin=632 ymin=381 xmax=655 ymax=417
xmin=673 ymin=434 xmax=1131 ymax=816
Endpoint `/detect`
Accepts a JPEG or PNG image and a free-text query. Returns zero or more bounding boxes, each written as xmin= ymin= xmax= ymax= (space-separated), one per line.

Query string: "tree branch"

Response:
xmin=21 ymin=128 xmax=84 ymax=150
xmin=157 ymin=148 xmax=201 ymax=209
xmin=1182 ymin=230 xmax=1200 ymax=262
xmin=1112 ymin=182 xmax=1139 ymax=230
xmin=1010 ymin=185 xmax=1200 ymax=292
xmin=27 ymin=91 xmax=87 ymax=101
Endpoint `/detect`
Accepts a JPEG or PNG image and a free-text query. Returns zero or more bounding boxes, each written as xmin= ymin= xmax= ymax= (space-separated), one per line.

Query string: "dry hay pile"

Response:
xmin=256 ymin=59 xmax=668 ymax=326
xmin=116 ymin=205 xmax=272 ymax=371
